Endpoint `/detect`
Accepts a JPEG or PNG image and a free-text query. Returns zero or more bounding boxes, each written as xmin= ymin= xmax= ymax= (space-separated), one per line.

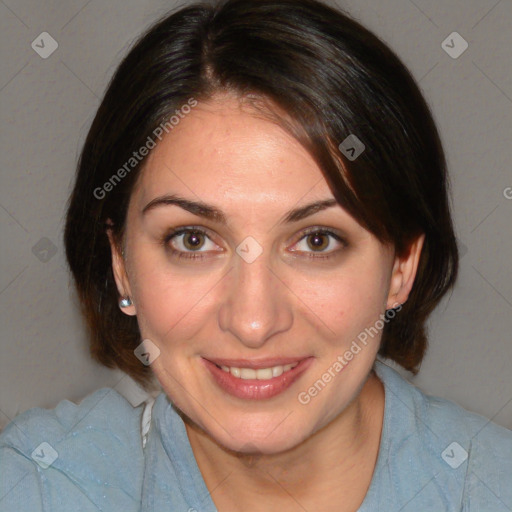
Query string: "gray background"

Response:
xmin=0 ymin=0 xmax=511 ymax=431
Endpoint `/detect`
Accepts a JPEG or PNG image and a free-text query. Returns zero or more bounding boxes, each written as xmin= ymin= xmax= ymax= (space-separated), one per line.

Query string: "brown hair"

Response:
xmin=64 ymin=0 xmax=459 ymax=389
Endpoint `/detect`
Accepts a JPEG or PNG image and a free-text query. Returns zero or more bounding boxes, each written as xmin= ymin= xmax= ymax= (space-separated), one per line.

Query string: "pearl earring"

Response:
xmin=119 ymin=297 xmax=132 ymax=308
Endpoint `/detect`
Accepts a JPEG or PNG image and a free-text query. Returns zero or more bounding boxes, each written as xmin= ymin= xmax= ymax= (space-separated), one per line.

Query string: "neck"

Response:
xmin=184 ymin=370 xmax=384 ymax=512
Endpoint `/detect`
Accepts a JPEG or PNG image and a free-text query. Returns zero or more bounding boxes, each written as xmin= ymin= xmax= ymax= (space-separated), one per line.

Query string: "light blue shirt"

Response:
xmin=1 ymin=361 xmax=511 ymax=511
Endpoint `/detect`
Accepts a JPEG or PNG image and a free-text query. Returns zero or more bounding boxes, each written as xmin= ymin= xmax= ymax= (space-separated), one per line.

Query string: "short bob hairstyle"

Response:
xmin=65 ymin=0 xmax=458 ymax=390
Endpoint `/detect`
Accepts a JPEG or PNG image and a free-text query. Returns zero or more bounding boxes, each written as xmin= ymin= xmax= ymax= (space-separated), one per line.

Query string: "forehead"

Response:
xmin=134 ymin=95 xmax=334 ymax=210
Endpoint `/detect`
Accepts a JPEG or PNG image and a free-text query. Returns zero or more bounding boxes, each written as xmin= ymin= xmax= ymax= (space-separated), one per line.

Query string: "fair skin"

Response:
xmin=109 ymin=93 xmax=424 ymax=511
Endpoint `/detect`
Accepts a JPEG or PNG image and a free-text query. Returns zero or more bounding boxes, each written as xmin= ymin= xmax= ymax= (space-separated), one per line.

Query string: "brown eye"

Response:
xmin=164 ymin=227 xmax=221 ymax=260
xmin=182 ymin=231 xmax=205 ymax=251
xmin=306 ymin=233 xmax=330 ymax=251
xmin=290 ymin=228 xmax=346 ymax=259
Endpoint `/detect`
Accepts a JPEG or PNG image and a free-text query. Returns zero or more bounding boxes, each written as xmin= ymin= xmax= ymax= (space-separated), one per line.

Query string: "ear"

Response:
xmin=386 ymin=234 xmax=425 ymax=310
xmin=106 ymin=223 xmax=137 ymax=316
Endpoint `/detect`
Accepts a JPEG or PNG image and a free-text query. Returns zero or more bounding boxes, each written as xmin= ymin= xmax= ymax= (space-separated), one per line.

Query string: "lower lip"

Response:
xmin=202 ymin=357 xmax=314 ymax=400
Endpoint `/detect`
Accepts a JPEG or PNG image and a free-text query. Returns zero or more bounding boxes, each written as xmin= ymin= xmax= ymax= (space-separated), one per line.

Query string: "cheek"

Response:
xmin=290 ymin=261 xmax=390 ymax=344
xmin=129 ymin=259 xmax=218 ymax=344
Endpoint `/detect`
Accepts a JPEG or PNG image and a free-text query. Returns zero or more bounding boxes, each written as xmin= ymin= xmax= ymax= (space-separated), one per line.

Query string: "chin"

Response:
xmin=199 ymin=407 xmax=314 ymax=455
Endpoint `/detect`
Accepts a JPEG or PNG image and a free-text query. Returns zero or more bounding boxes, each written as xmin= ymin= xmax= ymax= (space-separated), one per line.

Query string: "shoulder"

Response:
xmin=0 ymin=387 xmax=145 ymax=512
xmin=374 ymin=361 xmax=512 ymax=511
xmin=420 ymin=386 xmax=512 ymax=511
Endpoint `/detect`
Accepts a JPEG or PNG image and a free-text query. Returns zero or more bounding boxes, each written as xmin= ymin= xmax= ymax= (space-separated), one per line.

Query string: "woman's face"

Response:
xmin=111 ymin=94 xmax=419 ymax=454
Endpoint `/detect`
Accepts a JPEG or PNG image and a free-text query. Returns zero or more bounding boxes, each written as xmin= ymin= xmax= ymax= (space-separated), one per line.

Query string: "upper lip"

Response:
xmin=204 ymin=356 xmax=310 ymax=369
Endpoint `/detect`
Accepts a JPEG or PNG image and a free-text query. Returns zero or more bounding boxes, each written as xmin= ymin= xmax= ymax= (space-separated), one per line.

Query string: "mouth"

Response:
xmin=216 ymin=361 xmax=299 ymax=380
xmin=202 ymin=356 xmax=313 ymax=400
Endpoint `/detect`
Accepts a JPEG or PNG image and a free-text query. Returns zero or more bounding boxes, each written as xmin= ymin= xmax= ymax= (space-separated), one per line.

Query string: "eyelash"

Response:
xmin=290 ymin=228 xmax=346 ymax=260
xmin=162 ymin=227 xmax=211 ymax=261
xmin=162 ymin=226 xmax=346 ymax=261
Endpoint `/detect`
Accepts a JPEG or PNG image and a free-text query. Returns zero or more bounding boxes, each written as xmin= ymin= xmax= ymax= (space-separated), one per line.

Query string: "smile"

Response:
xmin=218 ymin=362 xmax=299 ymax=380
xmin=202 ymin=357 xmax=313 ymax=400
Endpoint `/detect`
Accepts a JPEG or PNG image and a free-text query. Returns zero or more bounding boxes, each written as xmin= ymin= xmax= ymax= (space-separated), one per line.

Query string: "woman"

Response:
xmin=1 ymin=0 xmax=510 ymax=510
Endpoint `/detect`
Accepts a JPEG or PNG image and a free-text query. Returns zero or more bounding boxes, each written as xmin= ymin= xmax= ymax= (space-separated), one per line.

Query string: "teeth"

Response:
xmin=256 ymin=368 xmax=273 ymax=380
xmin=240 ymin=368 xmax=257 ymax=379
xmin=219 ymin=362 xmax=299 ymax=380
xmin=272 ymin=366 xmax=283 ymax=377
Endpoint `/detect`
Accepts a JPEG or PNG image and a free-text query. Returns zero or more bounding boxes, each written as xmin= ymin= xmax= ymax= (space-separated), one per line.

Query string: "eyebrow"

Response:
xmin=141 ymin=194 xmax=339 ymax=224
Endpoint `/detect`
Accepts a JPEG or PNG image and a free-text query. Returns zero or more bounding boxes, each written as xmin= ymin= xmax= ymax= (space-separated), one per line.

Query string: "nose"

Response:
xmin=218 ymin=252 xmax=293 ymax=349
